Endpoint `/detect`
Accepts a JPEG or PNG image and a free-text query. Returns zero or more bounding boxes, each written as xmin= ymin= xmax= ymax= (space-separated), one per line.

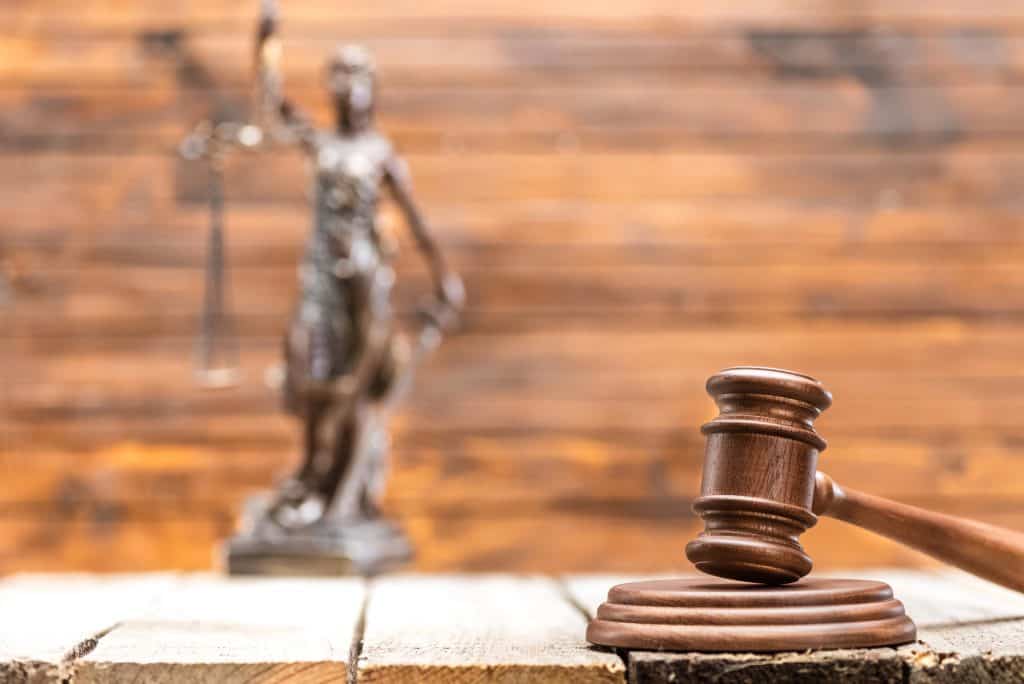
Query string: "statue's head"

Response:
xmin=328 ymin=45 xmax=376 ymax=134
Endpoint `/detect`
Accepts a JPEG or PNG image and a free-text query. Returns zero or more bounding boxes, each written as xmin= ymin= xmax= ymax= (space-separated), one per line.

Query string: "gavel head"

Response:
xmin=685 ymin=367 xmax=833 ymax=585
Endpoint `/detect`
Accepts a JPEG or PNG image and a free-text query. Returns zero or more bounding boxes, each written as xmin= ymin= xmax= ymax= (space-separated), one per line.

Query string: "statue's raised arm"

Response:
xmin=253 ymin=0 xmax=316 ymax=150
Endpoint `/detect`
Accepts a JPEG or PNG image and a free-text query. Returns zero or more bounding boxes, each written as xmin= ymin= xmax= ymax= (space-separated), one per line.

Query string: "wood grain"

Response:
xmin=10 ymin=30 xmax=1024 ymax=89
xmin=906 ymin=571 xmax=1024 ymax=682
xmin=358 ymin=575 xmax=624 ymax=683
xmin=76 ymin=575 xmax=364 ymax=683
xmin=0 ymin=573 xmax=175 ymax=683
xmin=8 ymin=0 xmax=1024 ymax=575
xmin=4 ymin=82 xmax=1024 ymax=153
xmin=849 ymin=568 xmax=1024 ymax=627
xmin=11 ymin=257 xmax=1024 ymax=338
xmin=6 ymin=426 xmax=1024 ymax=513
xmin=9 ymin=1 xmax=1024 ymax=34
xmin=5 ymin=572 xmax=1022 ymax=684
xmin=6 ymin=503 xmax=1024 ymax=575
xmin=568 ymin=570 xmax=1024 ymax=683
xmin=12 ymin=150 xmax=1024 ymax=209
xmin=10 ymin=201 xmax=1024 ymax=253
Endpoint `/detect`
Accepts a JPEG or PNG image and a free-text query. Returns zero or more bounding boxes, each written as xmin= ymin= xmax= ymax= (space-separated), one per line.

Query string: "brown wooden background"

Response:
xmin=4 ymin=1 xmax=1024 ymax=574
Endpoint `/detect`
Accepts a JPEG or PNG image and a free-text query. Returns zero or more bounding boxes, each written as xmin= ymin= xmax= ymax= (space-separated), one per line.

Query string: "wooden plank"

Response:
xmin=9 ymin=389 xmax=1024 ymax=455
xmin=357 ymin=574 xmax=624 ymax=682
xmin=6 ymin=422 xmax=1024 ymax=512
xmin=569 ymin=571 xmax=1024 ymax=683
xmin=8 ymin=0 xmax=1024 ymax=586
xmin=12 ymin=341 xmax=1024 ymax=433
xmin=1 ymin=82 xmax=974 ymax=154
xmin=5 ymin=504 xmax=1024 ymax=575
xmin=12 ymin=321 xmax=1024 ymax=389
xmin=13 ymin=150 xmax=1024 ymax=213
xmin=10 ymin=373 xmax=1024 ymax=435
xmin=8 ymin=200 xmax=1024 ymax=333
xmin=844 ymin=569 xmax=1024 ymax=627
xmin=3 ymin=572 xmax=1022 ymax=683
xmin=0 ymin=435 xmax=667 ymax=510
xmin=906 ymin=572 xmax=1024 ymax=682
xmin=11 ymin=253 xmax=1024 ymax=337
xmin=8 ymin=30 xmax=1024 ymax=90
xmin=0 ymin=510 xmax=699 ymax=575
xmin=75 ymin=575 xmax=364 ymax=683
xmin=11 ymin=201 xmax=1024 ymax=256
xmin=9 ymin=0 xmax=1024 ymax=35
xmin=2 ymin=79 xmax=1024 ymax=152
xmin=565 ymin=573 xmax=908 ymax=683
xmin=0 ymin=513 xmax=237 ymax=573
xmin=567 ymin=569 xmax=1024 ymax=628
xmin=0 ymin=573 xmax=175 ymax=682
xmin=2 ymin=430 xmax=1024 ymax=569
xmin=562 ymin=575 xmax=663 ymax=619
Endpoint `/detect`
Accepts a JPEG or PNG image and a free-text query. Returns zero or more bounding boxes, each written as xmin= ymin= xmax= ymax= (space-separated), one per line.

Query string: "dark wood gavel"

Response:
xmin=685 ymin=366 xmax=1024 ymax=592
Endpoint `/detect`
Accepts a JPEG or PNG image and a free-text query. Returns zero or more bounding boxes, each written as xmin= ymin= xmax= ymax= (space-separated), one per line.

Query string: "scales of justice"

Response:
xmin=181 ymin=1 xmax=464 ymax=575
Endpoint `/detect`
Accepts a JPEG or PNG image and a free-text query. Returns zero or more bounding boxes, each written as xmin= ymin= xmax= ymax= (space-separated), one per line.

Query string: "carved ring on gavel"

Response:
xmin=686 ymin=366 xmax=1024 ymax=593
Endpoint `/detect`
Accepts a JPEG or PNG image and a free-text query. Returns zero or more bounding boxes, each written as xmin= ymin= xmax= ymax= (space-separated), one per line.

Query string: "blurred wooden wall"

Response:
xmin=4 ymin=1 xmax=1024 ymax=573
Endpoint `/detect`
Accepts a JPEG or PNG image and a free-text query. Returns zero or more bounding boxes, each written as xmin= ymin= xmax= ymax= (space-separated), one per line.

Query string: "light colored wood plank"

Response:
xmin=567 ymin=569 xmax=1024 ymax=627
xmin=76 ymin=575 xmax=364 ymax=683
xmin=358 ymin=574 xmax=624 ymax=683
xmin=2 ymin=570 xmax=1020 ymax=683
xmin=0 ymin=573 xmax=176 ymax=682
xmin=562 ymin=574 xmax=667 ymax=619
xmin=571 ymin=570 xmax=1024 ymax=683
xmin=910 ymin=622 xmax=1024 ymax=682
xmin=859 ymin=571 xmax=1024 ymax=682
xmin=566 ymin=573 xmax=907 ymax=683
xmin=838 ymin=568 xmax=1024 ymax=627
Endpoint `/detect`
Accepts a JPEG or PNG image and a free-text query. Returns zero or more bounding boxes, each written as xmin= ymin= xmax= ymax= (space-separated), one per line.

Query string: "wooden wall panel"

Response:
xmin=3 ymin=0 xmax=1024 ymax=574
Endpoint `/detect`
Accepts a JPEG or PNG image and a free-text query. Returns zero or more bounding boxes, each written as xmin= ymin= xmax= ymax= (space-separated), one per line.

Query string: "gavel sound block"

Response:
xmin=587 ymin=367 xmax=1024 ymax=652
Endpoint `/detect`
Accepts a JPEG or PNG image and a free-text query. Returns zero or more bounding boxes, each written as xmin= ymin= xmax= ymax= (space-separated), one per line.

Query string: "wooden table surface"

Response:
xmin=2 ymin=569 xmax=1022 ymax=683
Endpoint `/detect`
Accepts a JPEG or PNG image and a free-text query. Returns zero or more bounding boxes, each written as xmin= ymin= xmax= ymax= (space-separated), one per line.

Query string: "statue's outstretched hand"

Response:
xmin=438 ymin=272 xmax=465 ymax=315
xmin=420 ymin=272 xmax=463 ymax=331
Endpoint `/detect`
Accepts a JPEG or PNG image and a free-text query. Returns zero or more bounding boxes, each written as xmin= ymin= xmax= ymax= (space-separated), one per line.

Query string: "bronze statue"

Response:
xmin=183 ymin=2 xmax=463 ymax=575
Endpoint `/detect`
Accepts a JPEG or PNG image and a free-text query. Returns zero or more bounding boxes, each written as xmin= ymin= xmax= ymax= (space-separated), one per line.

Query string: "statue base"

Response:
xmin=223 ymin=495 xmax=413 ymax=576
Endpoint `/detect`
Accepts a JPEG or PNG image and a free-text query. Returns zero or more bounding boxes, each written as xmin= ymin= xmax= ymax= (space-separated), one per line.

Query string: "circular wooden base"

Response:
xmin=586 ymin=578 xmax=916 ymax=652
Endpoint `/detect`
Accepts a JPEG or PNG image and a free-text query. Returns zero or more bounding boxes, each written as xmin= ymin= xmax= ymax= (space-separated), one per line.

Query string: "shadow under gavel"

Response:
xmin=686 ymin=366 xmax=1024 ymax=593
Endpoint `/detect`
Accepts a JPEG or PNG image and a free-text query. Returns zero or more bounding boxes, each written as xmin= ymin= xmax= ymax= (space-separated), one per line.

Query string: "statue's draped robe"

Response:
xmin=284 ymin=133 xmax=393 ymax=414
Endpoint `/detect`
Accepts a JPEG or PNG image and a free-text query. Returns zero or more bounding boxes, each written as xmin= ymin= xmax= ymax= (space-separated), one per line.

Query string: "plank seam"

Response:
xmin=555 ymin=575 xmax=597 ymax=621
xmin=348 ymin=579 xmax=371 ymax=684
xmin=58 ymin=622 xmax=119 ymax=684
xmin=554 ymin=575 xmax=630 ymax=681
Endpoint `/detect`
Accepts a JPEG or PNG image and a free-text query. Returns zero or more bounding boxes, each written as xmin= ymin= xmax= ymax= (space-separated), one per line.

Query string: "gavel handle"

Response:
xmin=814 ymin=472 xmax=1024 ymax=593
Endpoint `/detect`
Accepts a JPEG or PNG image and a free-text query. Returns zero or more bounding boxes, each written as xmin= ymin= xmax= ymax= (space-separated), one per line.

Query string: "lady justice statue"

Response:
xmin=183 ymin=2 xmax=464 ymax=574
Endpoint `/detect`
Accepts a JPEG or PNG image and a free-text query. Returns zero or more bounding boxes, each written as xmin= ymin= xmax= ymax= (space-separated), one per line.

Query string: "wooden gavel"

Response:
xmin=685 ymin=366 xmax=1024 ymax=592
